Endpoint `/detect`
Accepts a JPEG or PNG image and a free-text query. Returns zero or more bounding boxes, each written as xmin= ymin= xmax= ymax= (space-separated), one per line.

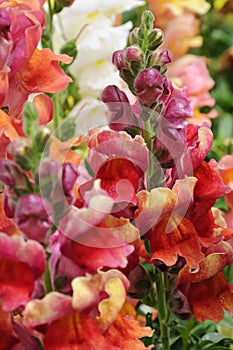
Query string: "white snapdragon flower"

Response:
xmin=52 ymin=0 xmax=145 ymax=98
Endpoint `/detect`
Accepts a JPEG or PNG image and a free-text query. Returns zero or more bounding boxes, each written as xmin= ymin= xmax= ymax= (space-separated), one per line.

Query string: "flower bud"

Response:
xmin=125 ymin=46 xmax=143 ymax=62
xmin=34 ymin=127 xmax=51 ymax=152
xmin=141 ymin=10 xmax=154 ymax=31
xmin=37 ymin=157 xmax=60 ymax=198
xmin=7 ymin=138 xmax=33 ymax=171
xmin=129 ymin=27 xmax=139 ymax=45
xmin=101 ymin=85 xmax=134 ymax=130
xmin=0 ymin=159 xmax=32 ymax=196
xmin=158 ymin=50 xmax=173 ymax=66
xmin=60 ymin=39 xmax=77 ymax=61
xmin=112 ymin=50 xmax=128 ymax=71
xmin=134 ymin=68 xmax=163 ymax=107
xmin=147 ymin=29 xmax=164 ymax=51
xmin=54 ymin=0 xmax=75 ymax=13
xmin=14 ymin=194 xmax=53 ymax=242
xmin=149 ymin=50 xmax=173 ymax=68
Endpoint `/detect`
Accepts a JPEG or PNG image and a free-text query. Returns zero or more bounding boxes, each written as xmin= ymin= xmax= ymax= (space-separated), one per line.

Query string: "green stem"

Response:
xmin=53 ymin=93 xmax=61 ymax=138
xmin=156 ymin=270 xmax=170 ymax=350
xmin=44 ymin=256 xmax=53 ymax=293
xmin=47 ymin=0 xmax=54 ymax=51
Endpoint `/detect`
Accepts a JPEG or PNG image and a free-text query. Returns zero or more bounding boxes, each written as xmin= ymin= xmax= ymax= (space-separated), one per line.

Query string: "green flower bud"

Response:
xmin=54 ymin=0 xmax=75 ymax=13
xmin=129 ymin=27 xmax=139 ymax=45
xmin=147 ymin=29 xmax=164 ymax=51
xmin=7 ymin=138 xmax=33 ymax=171
xmin=60 ymin=39 xmax=78 ymax=61
xmin=141 ymin=10 xmax=155 ymax=31
xmin=34 ymin=127 xmax=51 ymax=153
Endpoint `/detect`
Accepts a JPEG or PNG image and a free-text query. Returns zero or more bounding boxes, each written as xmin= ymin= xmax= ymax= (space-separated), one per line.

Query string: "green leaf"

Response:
xmin=202 ymin=333 xmax=227 ymax=343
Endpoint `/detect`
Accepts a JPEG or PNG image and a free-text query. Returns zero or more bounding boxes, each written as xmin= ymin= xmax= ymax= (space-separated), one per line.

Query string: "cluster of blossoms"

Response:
xmin=0 ymin=1 xmax=232 ymax=349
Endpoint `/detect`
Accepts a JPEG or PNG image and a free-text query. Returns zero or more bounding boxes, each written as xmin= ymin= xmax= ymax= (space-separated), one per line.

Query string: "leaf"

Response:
xmin=202 ymin=332 xmax=228 ymax=343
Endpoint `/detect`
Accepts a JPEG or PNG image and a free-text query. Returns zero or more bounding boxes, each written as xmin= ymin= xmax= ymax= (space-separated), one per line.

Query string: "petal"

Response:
xmin=17 ymin=48 xmax=72 ymax=93
xmin=49 ymin=135 xmax=83 ymax=166
xmin=72 ymin=269 xmax=129 ymax=331
xmin=0 ymin=109 xmax=19 ymax=158
xmin=0 ymin=232 xmax=46 ymax=278
xmin=135 ymin=187 xmax=177 ymax=237
xmin=0 ymin=304 xmax=18 ymax=348
xmin=88 ymin=129 xmax=148 ymax=174
xmin=70 ymin=240 xmax=134 ymax=271
xmin=105 ymin=314 xmax=153 ymax=350
xmin=0 ymin=258 xmax=34 ymax=311
xmin=43 ymin=312 xmax=119 ymax=350
xmin=177 ymin=251 xmax=233 ymax=286
xmin=194 ymin=161 xmax=229 ymax=201
xmin=0 ymin=194 xmax=18 ymax=236
xmin=33 ymin=94 xmax=54 ymax=125
xmin=23 ymin=292 xmax=73 ymax=328
xmin=149 ymin=216 xmax=204 ymax=268
xmin=183 ymin=272 xmax=233 ymax=322
xmin=186 ymin=126 xmax=213 ymax=170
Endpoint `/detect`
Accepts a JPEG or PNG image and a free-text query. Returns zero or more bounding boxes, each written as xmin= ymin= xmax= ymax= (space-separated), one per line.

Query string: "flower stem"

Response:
xmin=44 ymin=256 xmax=53 ymax=293
xmin=47 ymin=0 xmax=54 ymax=51
xmin=156 ymin=270 xmax=170 ymax=350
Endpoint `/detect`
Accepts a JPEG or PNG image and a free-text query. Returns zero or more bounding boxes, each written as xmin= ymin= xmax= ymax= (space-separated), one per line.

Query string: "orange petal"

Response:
xmin=0 ymin=109 xmax=19 ymax=158
xmin=150 ymin=216 xmax=204 ymax=268
xmin=17 ymin=48 xmax=72 ymax=93
xmin=105 ymin=314 xmax=153 ymax=350
xmin=177 ymin=252 xmax=232 ymax=286
xmin=49 ymin=135 xmax=83 ymax=166
xmin=43 ymin=312 xmax=118 ymax=350
xmin=33 ymin=94 xmax=54 ymax=125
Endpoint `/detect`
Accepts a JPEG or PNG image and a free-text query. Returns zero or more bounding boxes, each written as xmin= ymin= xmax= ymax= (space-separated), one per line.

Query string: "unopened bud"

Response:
xmin=0 ymin=159 xmax=32 ymax=197
xmin=148 ymin=50 xmax=172 ymax=70
xmin=54 ymin=0 xmax=75 ymax=13
xmin=112 ymin=50 xmax=128 ymax=71
xmin=141 ymin=10 xmax=154 ymax=31
xmin=7 ymin=138 xmax=32 ymax=171
xmin=34 ymin=127 xmax=51 ymax=152
xmin=129 ymin=27 xmax=139 ymax=45
xmin=125 ymin=46 xmax=143 ymax=62
xmin=37 ymin=157 xmax=59 ymax=198
xmin=147 ymin=29 xmax=164 ymax=51
xmin=60 ymin=39 xmax=77 ymax=61
xmin=158 ymin=50 xmax=172 ymax=65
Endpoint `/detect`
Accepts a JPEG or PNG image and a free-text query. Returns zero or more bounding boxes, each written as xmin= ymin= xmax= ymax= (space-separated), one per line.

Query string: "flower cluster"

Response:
xmin=0 ymin=1 xmax=232 ymax=350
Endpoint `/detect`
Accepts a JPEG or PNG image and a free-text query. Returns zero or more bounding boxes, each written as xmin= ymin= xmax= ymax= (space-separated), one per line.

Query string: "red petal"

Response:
xmin=150 ymin=216 xmax=204 ymax=268
xmin=0 ymin=258 xmax=34 ymax=311
xmin=194 ymin=161 xmax=228 ymax=201
xmin=44 ymin=312 xmax=118 ymax=350
xmin=184 ymin=272 xmax=233 ymax=322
